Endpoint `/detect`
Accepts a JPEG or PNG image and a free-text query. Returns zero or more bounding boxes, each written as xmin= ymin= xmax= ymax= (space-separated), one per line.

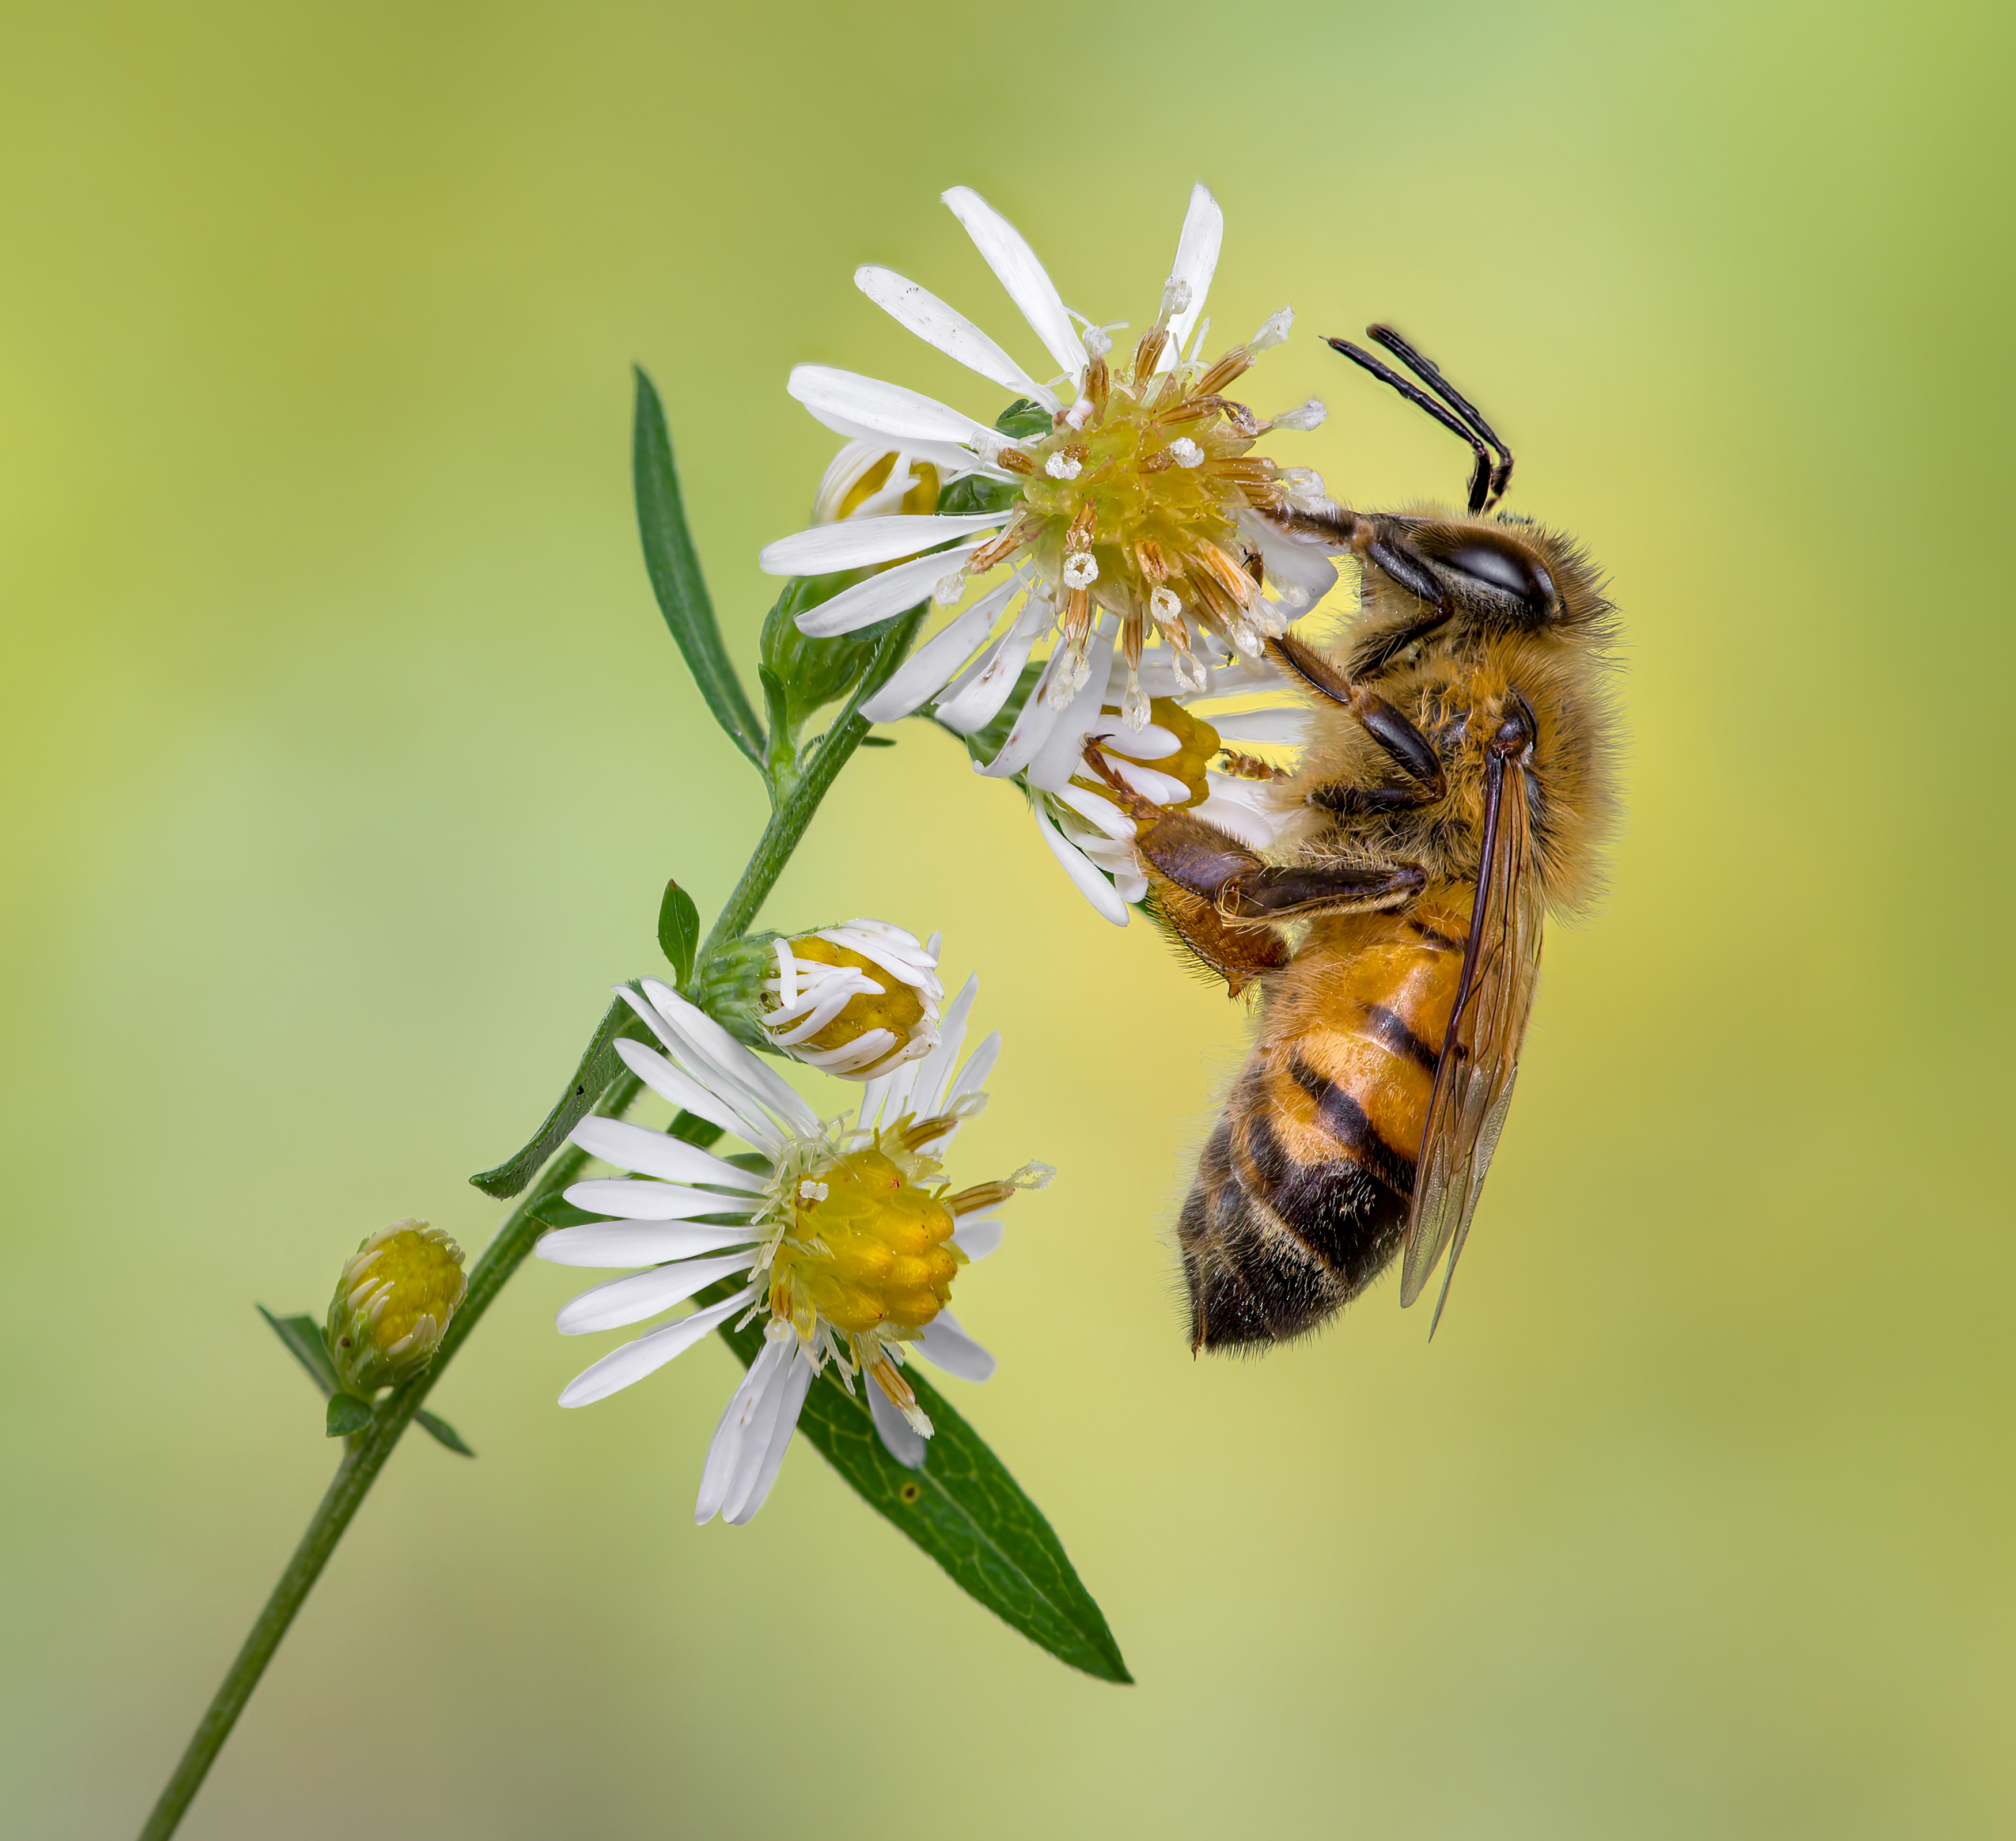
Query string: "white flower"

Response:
xmin=758 ymin=919 xmax=942 ymax=1078
xmin=1025 ymin=649 xmax=1306 ymax=926
xmin=755 ymin=184 xmax=1338 ymax=749
xmin=537 ymin=975 xmax=1049 ymax=1523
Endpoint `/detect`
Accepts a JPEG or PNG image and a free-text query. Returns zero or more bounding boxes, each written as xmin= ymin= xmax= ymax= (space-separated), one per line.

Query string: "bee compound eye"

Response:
xmin=1437 ymin=540 xmax=1556 ymax=617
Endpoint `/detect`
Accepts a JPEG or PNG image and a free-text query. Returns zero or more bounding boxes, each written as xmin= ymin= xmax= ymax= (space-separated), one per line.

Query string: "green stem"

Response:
xmin=138 ymin=1100 xmax=635 ymax=1841
xmin=695 ymin=606 xmax=923 ymax=972
xmin=139 ymin=604 xmax=922 ymax=1840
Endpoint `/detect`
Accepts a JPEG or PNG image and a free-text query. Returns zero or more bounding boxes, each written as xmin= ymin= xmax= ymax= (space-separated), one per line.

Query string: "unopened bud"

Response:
xmin=324 ymin=1221 xmax=467 ymax=1394
xmin=759 ymin=921 xmax=943 ymax=1078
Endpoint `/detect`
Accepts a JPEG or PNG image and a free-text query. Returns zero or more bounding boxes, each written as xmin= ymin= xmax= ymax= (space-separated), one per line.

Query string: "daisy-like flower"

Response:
xmin=758 ymin=919 xmax=942 ymax=1078
xmin=1026 ymin=650 xmax=1313 ymax=925
xmin=756 ymin=183 xmax=1343 ymax=751
xmin=537 ymin=974 xmax=1048 ymax=1523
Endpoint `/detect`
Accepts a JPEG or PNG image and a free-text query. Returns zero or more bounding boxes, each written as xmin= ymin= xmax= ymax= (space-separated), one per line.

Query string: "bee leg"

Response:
xmin=1218 ymin=858 xmax=1427 ymax=920
xmin=1267 ymin=635 xmax=1446 ymax=802
xmin=1145 ymin=873 xmax=1290 ymax=998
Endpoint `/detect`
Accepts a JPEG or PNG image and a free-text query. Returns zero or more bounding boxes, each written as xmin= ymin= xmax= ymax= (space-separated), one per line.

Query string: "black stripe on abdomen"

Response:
xmin=1363 ymin=1003 xmax=1439 ymax=1073
xmin=1289 ymin=1055 xmax=1418 ymax=1200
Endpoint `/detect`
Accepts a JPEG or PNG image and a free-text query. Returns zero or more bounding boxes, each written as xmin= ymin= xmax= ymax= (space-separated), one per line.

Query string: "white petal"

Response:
xmin=867 ymin=1380 xmax=928 ymax=1469
xmin=945 ymin=1030 xmax=1000 ymax=1109
xmin=1093 ymin=717 xmax=1180 ymax=760
xmin=797 ymin=412 xmax=989 ymax=480
xmin=568 ymin=1116 xmax=767 ymax=1190
xmin=759 ymin=510 xmax=1009 ymax=577
xmin=726 ymin=1344 xmax=816 ymax=1524
xmin=1209 ymin=706 xmax=1308 ymax=744
xmin=611 ymin=1035 xmax=773 ymax=1153
xmin=1109 ymin=759 xmax=1189 ymax=806
xmin=855 ymin=265 xmax=1061 ymax=410
xmin=858 ymin=582 xmax=1017 ymax=723
xmin=718 ymin=1342 xmax=798 ymax=1522
xmin=537 ymin=1219 xmax=761 ymax=1268
xmin=789 ymin=365 xmax=996 ymax=450
xmin=1157 ymin=183 xmax=1225 ymax=373
xmin=1198 ymin=781 xmax=1285 ymax=851
xmin=941 ymin=187 xmax=1086 ymax=389
xmin=638 ymin=980 xmax=822 ymax=1138
xmin=935 ymin=591 xmax=1051 ymax=733
xmin=696 ymin=1340 xmax=782 ymax=1524
xmin=1025 ymin=631 xmax=1119 ymax=791
xmin=1033 ymin=804 xmax=1128 ymax=926
xmin=556 ymin=1251 xmax=757 ymax=1335
xmin=557 ymin=1286 xmax=756 ymax=1408
xmin=1237 ymin=509 xmax=1340 ymax=599
xmin=914 ymin=1310 xmax=996 ymax=1382
xmin=612 ymin=988 xmax=780 ymax=1151
xmin=1052 ymin=781 xmax=1136 ymax=842
xmin=950 ymin=1216 xmax=1003 ymax=1261
xmin=907 ymin=974 xmax=976 ymax=1121
xmin=794 ymin=544 xmax=984 ymax=639
xmin=973 ymin=639 xmax=1071 ymax=776
xmin=560 ymin=1178 xmax=761 ymax=1222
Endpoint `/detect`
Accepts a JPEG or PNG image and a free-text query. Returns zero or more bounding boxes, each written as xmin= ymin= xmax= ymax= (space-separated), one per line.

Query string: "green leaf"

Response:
xmin=657 ymin=881 xmax=700 ymax=985
xmin=469 ymin=994 xmax=643 ymax=1199
xmin=994 ymin=397 xmax=1053 ymax=441
xmin=710 ymin=1298 xmax=1130 ymax=1683
xmin=259 ymin=1305 xmax=339 ymax=1397
xmin=858 ymin=736 xmax=896 ymax=748
xmin=632 ymin=366 xmax=766 ymax=771
xmin=936 ymin=472 xmax=1020 ymax=517
xmin=325 ymin=1393 xmax=373 ymax=1438
xmin=415 ymin=1409 xmax=475 ymax=1456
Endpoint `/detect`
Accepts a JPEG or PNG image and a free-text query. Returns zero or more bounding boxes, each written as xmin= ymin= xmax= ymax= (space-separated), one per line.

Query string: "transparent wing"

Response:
xmin=1399 ymin=750 xmax=1546 ymax=1328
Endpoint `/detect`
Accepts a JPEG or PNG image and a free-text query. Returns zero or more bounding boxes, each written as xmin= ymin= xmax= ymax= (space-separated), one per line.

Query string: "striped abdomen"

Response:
xmin=1177 ymin=894 xmax=1468 ymax=1350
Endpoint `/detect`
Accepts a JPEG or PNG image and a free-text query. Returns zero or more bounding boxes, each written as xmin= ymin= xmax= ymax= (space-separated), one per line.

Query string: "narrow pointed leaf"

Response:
xmin=657 ymin=881 xmax=700 ymax=985
xmin=470 ymin=995 xmax=638 ymax=1199
xmin=705 ymin=1286 xmax=1130 ymax=1682
xmin=259 ymin=1306 xmax=339 ymax=1397
xmin=415 ymin=1409 xmax=475 ymax=1456
xmin=632 ymin=367 xmax=766 ymax=769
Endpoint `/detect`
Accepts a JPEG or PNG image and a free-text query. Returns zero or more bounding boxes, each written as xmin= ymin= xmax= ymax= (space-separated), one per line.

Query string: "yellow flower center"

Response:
xmin=769 ymin=1145 xmax=958 ymax=1338
xmin=776 ymin=938 xmax=927 ymax=1055
xmin=837 ymin=452 xmax=940 ymax=520
xmin=362 ymin=1228 xmax=467 ymax=1352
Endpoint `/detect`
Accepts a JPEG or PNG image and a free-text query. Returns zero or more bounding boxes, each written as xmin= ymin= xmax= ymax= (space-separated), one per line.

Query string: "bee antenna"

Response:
xmin=1365 ymin=324 xmax=1515 ymax=512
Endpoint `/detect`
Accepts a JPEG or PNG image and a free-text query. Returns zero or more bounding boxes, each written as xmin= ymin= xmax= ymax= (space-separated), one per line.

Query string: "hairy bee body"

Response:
xmin=1176 ymin=508 xmax=1620 ymax=1350
xmin=1181 ymin=893 xmax=1467 ymax=1345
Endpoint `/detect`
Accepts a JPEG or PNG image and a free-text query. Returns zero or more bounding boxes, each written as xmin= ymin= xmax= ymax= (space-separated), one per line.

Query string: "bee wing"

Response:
xmin=1399 ymin=748 xmax=1546 ymax=1329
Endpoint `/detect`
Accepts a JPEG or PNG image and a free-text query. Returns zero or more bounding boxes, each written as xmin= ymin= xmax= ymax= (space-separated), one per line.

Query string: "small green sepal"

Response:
xmin=657 ymin=880 xmax=700 ymax=985
xmin=259 ymin=1305 xmax=340 ymax=1397
xmin=415 ymin=1409 xmax=475 ymax=1456
xmin=325 ymin=1393 xmax=374 ymax=1438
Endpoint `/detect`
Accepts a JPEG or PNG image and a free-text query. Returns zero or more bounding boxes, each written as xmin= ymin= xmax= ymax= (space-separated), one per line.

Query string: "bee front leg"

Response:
xmin=1265 ymin=634 xmax=1447 ymax=812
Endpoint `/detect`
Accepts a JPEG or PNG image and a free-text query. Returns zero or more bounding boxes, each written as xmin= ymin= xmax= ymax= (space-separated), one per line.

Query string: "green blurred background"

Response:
xmin=5 ymin=1 xmax=2013 ymax=1834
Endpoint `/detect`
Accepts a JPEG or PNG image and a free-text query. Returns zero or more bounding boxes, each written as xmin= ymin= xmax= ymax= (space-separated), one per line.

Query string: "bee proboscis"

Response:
xmin=1096 ymin=325 xmax=1620 ymax=1348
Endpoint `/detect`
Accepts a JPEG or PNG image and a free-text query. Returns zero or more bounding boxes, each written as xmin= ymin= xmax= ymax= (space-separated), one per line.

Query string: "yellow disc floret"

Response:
xmin=325 ymin=1219 xmax=468 ymax=1395
xmin=768 ymin=1142 xmax=958 ymax=1338
xmin=778 ymin=938 xmax=929 ymax=1058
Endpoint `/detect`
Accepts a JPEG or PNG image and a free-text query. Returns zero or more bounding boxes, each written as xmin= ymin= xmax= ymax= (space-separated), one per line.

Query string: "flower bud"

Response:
xmin=324 ymin=1219 xmax=467 ymax=1394
xmin=759 ymin=921 xmax=942 ymax=1078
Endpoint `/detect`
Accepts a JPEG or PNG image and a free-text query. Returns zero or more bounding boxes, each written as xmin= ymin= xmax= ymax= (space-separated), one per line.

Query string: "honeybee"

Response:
xmin=1093 ymin=325 xmax=1620 ymax=1347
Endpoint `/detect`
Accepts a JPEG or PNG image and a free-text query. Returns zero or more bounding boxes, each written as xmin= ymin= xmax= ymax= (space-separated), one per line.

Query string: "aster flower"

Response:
xmin=757 ymin=919 xmax=942 ymax=1077
xmin=1025 ymin=650 xmax=1314 ymax=925
xmin=536 ymin=973 xmax=1048 ymax=1523
xmin=756 ymin=183 xmax=1342 ymax=751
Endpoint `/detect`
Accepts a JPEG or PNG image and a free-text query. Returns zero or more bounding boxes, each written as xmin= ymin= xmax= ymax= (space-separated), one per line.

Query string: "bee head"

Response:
xmin=1399 ymin=518 xmax=1562 ymax=628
